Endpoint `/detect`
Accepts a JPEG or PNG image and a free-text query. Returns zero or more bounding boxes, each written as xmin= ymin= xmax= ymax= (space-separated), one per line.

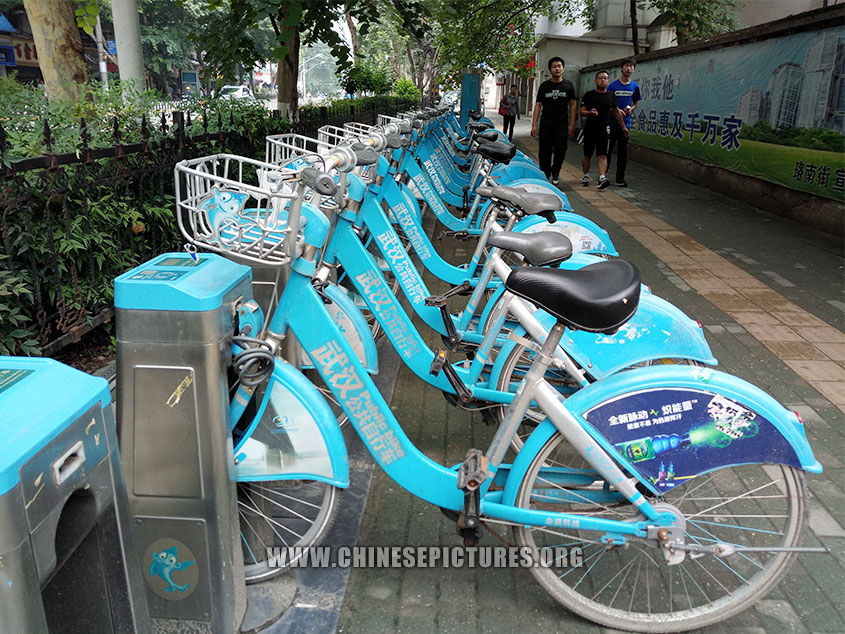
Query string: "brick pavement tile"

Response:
xmin=744 ymin=324 xmax=804 ymax=342
xmin=815 ymin=342 xmax=845 ymax=362
xmin=637 ymin=215 xmax=675 ymax=231
xmin=779 ymin=566 xmax=845 ymax=633
xmin=727 ymin=277 xmax=771 ymax=290
xmin=809 ymin=499 xmax=845 ymax=538
xmin=751 ymin=299 xmax=799 ymax=313
xmin=764 ymin=342 xmax=829 ymax=360
xmin=771 ymin=312 xmax=835 ymax=330
xmin=739 ymin=289 xmax=789 ymax=303
xmin=729 ymin=311 xmax=783 ymax=326
xmin=795 ymin=326 xmax=845 ymax=344
xmin=687 ymin=276 xmax=730 ymax=292
xmin=784 ymin=360 xmax=845 ymax=382
xmin=707 ymin=293 xmax=756 ymax=315
xmin=810 ymin=381 xmax=845 ymax=405
xmin=753 ymin=599 xmax=811 ymax=634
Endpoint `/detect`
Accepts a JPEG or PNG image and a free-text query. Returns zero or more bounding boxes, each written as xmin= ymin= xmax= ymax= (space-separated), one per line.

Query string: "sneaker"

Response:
xmin=597 ymin=177 xmax=610 ymax=190
xmin=551 ymin=174 xmax=560 ymax=185
xmin=615 ymin=180 xmax=628 ymax=187
xmin=580 ymin=174 xmax=590 ymax=187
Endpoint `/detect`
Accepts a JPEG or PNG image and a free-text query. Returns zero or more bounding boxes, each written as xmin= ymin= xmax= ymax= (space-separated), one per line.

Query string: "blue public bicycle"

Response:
xmin=171 ymin=148 xmax=822 ymax=633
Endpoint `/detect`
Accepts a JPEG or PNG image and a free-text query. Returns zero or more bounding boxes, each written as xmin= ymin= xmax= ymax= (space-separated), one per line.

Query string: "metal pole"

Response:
xmin=94 ymin=15 xmax=108 ymax=89
xmin=111 ymin=0 xmax=145 ymax=89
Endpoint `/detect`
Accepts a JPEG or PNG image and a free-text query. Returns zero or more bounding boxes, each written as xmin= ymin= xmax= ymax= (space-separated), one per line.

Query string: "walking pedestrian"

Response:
xmin=607 ymin=58 xmax=641 ymax=187
xmin=530 ymin=57 xmax=577 ymax=186
xmin=500 ymin=85 xmax=520 ymax=141
xmin=579 ymin=70 xmax=624 ymax=190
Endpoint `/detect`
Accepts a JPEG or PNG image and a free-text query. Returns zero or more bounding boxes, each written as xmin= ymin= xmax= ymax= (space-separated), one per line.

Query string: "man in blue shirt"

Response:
xmin=607 ymin=58 xmax=641 ymax=187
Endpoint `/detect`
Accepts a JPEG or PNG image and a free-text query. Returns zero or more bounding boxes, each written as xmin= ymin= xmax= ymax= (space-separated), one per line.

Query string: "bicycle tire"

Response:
xmin=238 ymin=479 xmax=341 ymax=584
xmin=511 ymin=429 xmax=808 ymax=632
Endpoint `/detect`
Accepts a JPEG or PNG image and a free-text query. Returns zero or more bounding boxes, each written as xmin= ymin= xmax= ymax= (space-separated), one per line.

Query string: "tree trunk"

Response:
xmin=406 ymin=40 xmax=419 ymax=89
xmin=345 ymin=8 xmax=360 ymax=64
xmin=629 ymin=0 xmax=640 ymax=55
xmin=23 ymin=0 xmax=88 ymax=102
xmin=276 ymin=30 xmax=300 ymax=119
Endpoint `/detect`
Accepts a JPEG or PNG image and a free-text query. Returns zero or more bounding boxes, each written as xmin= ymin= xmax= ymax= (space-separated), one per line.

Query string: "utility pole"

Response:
xmin=111 ymin=0 xmax=145 ymax=88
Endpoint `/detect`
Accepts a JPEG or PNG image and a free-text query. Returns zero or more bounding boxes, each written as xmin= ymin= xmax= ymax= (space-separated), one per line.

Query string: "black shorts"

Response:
xmin=583 ymin=126 xmax=610 ymax=157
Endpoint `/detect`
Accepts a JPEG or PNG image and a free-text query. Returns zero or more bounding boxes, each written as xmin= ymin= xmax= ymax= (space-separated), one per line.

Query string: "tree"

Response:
xmin=642 ymin=0 xmax=743 ymax=45
xmin=432 ymin=0 xmax=581 ymax=81
xmin=137 ymin=0 xmax=211 ymax=94
xmin=191 ymin=0 xmax=380 ymax=118
xmin=23 ymin=0 xmax=89 ymax=102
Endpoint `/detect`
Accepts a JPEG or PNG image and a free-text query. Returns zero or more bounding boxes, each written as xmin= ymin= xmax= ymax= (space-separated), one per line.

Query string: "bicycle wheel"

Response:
xmin=512 ymin=430 xmax=808 ymax=632
xmin=238 ymin=479 xmax=340 ymax=584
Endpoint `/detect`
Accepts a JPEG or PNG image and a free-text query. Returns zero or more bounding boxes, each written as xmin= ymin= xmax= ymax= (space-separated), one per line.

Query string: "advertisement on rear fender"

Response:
xmin=582 ymin=388 xmax=803 ymax=492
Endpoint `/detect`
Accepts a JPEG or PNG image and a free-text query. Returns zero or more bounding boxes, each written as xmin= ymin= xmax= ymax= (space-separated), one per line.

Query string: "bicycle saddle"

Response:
xmin=476 ymin=184 xmax=560 ymax=218
xmin=505 ymin=260 xmax=640 ymax=334
xmin=468 ymin=110 xmax=483 ymax=120
xmin=467 ymin=121 xmax=493 ymax=133
xmin=476 ymin=130 xmax=499 ymax=143
xmin=475 ymin=141 xmax=516 ymax=165
xmin=487 ymin=231 xmax=572 ymax=267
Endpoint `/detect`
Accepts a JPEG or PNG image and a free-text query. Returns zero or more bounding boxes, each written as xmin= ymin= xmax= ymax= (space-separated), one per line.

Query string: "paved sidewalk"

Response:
xmin=336 ymin=113 xmax=845 ymax=634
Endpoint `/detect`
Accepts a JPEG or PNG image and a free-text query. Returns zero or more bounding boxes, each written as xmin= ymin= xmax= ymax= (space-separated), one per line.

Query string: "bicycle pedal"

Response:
xmin=430 ymin=349 xmax=447 ymax=375
xmin=457 ymin=448 xmax=490 ymax=492
xmin=424 ymin=294 xmax=447 ymax=307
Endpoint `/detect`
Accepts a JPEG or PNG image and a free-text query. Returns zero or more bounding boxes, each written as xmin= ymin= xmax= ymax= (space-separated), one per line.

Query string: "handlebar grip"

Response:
xmin=540 ymin=210 xmax=557 ymax=224
xmin=350 ymin=144 xmax=378 ymax=166
xmin=300 ymin=167 xmax=337 ymax=196
xmin=384 ymin=134 xmax=409 ymax=149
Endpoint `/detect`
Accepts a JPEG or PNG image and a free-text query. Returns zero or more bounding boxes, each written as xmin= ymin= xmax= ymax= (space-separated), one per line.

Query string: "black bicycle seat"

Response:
xmin=487 ymin=231 xmax=573 ymax=267
xmin=467 ymin=121 xmax=493 ymax=133
xmin=505 ymin=260 xmax=640 ymax=333
xmin=476 ymin=130 xmax=499 ymax=143
xmin=475 ymin=141 xmax=516 ymax=165
xmin=468 ymin=110 xmax=483 ymax=121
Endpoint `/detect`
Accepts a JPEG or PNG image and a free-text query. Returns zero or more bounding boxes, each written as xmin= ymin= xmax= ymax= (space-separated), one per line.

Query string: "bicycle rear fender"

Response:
xmin=490 ymin=162 xmax=547 ymax=183
xmin=502 ymin=365 xmax=821 ymax=504
xmin=487 ymin=292 xmax=715 ymax=387
xmin=547 ymin=292 xmax=717 ymax=378
xmin=233 ymin=360 xmax=349 ymax=488
xmin=512 ymin=212 xmax=617 ymax=256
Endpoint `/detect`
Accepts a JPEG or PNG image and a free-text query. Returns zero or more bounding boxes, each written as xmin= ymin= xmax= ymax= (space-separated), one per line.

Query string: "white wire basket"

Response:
xmin=317 ymin=124 xmax=365 ymax=147
xmin=376 ymin=114 xmax=408 ymax=127
xmin=343 ymin=121 xmax=376 ymax=135
xmin=174 ymin=154 xmax=305 ymax=267
xmin=265 ymin=133 xmax=333 ymax=167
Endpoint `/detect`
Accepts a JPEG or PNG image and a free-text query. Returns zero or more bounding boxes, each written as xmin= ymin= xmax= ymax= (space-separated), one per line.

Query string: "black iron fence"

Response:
xmin=0 ymin=97 xmax=415 ymax=356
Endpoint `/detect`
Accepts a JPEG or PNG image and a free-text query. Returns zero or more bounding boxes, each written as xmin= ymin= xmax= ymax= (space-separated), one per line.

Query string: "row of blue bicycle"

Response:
xmin=163 ymin=104 xmax=824 ymax=632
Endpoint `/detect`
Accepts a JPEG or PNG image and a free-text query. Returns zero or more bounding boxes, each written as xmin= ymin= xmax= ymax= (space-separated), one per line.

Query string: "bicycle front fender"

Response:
xmin=233 ymin=359 xmax=349 ymax=488
xmin=502 ymin=364 xmax=821 ymax=505
xmin=512 ymin=212 xmax=617 ymax=256
xmin=296 ymin=283 xmax=378 ymax=376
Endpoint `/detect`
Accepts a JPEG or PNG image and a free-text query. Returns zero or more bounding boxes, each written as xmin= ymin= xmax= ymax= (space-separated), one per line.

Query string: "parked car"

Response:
xmin=219 ymin=85 xmax=254 ymax=100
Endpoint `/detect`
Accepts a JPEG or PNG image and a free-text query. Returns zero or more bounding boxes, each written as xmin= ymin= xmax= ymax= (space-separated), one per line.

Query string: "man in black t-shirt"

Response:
xmin=530 ymin=56 xmax=577 ymax=186
xmin=579 ymin=70 xmax=624 ymax=190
